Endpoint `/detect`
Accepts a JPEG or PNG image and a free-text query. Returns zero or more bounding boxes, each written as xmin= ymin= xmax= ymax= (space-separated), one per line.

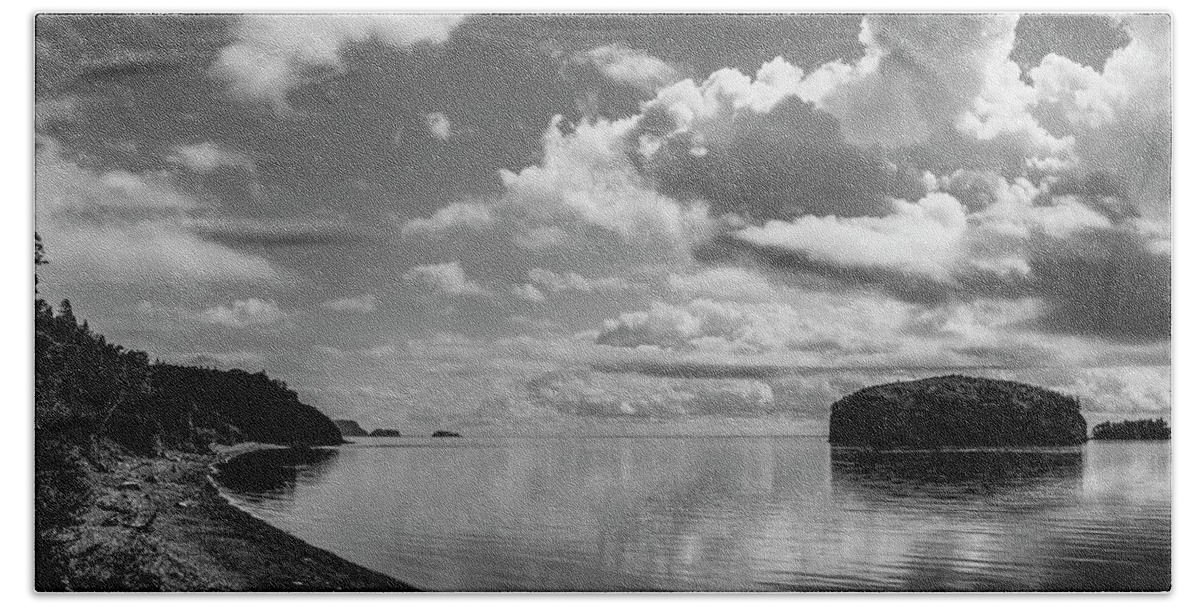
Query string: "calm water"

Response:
xmin=215 ymin=436 xmax=1170 ymax=591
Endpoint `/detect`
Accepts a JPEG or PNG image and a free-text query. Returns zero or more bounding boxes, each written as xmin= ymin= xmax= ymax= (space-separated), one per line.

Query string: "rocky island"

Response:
xmin=828 ymin=375 xmax=1088 ymax=449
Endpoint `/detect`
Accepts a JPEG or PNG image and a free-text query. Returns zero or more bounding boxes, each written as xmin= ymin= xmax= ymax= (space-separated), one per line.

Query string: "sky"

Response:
xmin=33 ymin=13 xmax=1171 ymax=434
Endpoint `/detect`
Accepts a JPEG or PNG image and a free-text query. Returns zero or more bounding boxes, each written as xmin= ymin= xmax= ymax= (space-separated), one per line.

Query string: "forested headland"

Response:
xmin=34 ymin=234 xmax=354 ymax=590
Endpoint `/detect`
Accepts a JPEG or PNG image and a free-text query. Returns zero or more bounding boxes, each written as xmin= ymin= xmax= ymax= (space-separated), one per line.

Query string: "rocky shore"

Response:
xmin=43 ymin=445 xmax=417 ymax=592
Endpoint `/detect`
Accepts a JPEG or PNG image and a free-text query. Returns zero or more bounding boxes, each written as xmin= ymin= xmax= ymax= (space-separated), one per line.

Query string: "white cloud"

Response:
xmin=168 ymin=142 xmax=253 ymax=173
xmin=425 ymin=111 xmax=453 ymax=140
xmin=405 ymin=115 xmax=715 ymax=268
xmin=403 ymin=261 xmax=489 ymax=297
xmin=39 ymin=143 xmax=199 ymax=211
xmin=498 ymin=116 xmax=712 ymax=251
xmin=527 ymin=368 xmax=775 ymax=418
xmin=526 ymin=268 xmax=633 ymax=294
xmin=201 ymin=298 xmax=286 ymax=328
xmin=212 ymin=14 xmax=465 ymax=110
xmin=320 ymin=294 xmax=378 ymax=313
xmin=735 ymin=193 xmax=970 ymax=281
xmin=35 ymin=140 xmax=278 ymax=285
xmin=575 ymin=44 xmax=681 ymax=92
xmin=819 ymin=14 xmax=1018 ymax=147
xmin=512 ymin=283 xmax=547 ymax=303
xmin=1030 ymin=14 xmax=1171 ymax=220
xmin=1054 ymin=366 xmax=1171 ymax=414
xmin=596 ymin=299 xmax=814 ymax=354
xmin=400 ymin=202 xmax=493 ymax=238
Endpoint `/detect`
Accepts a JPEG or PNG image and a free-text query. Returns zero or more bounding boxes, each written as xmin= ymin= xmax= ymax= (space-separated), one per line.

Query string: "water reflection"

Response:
xmin=215 ymin=447 xmax=340 ymax=497
xmin=216 ymin=437 xmax=1169 ymax=591
xmin=830 ymin=448 xmax=1084 ymax=504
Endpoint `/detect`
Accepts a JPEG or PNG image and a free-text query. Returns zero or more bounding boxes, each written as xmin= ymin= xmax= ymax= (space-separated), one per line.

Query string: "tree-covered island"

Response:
xmin=1091 ymin=418 xmax=1171 ymax=440
xmin=828 ymin=375 xmax=1088 ymax=449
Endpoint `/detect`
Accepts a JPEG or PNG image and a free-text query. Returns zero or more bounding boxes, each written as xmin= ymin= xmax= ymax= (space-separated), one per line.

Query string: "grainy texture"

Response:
xmin=829 ymin=375 xmax=1088 ymax=448
xmin=46 ymin=448 xmax=416 ymax=592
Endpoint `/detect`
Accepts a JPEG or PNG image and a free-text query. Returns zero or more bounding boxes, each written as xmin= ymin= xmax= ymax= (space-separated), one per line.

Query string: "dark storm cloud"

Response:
xmin=1027 ymin=228 xmax=1170 ymax=342
xmin=636 ymin=96 xmax=927 ymax=221
xmin=1010 ymin=14 xmax=1131 ymax=73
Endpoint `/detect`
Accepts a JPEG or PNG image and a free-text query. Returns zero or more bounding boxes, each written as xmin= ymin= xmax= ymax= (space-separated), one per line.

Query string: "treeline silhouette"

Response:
xmin=35 ymin=298 xmax=343 ymax=453
xmin=1092 ymin=418 xmax=1170 ymax=440
xmin=34 ymin=234 xmax=343 ymax=590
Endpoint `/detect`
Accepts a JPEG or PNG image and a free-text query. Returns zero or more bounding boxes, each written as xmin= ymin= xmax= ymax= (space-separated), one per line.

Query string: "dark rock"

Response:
xmin=828 ymin=375 xmax=1087 ymax=449
xmin=431 ymin=430 xmax=461 ymax=438
xmin=367 ymin=428 xmax=401 ymax=437
xmin=333 ymin=419 xmax=369 ymax=437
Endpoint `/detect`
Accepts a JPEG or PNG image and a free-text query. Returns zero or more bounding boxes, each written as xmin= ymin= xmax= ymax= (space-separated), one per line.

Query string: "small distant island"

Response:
xmin=1092 ymin=418 xmax=1171 ymax=440
xmin=333 ymin=419 xmax=369 ymax=437
xmin=829 ymin=375 xmax=1088 ymax=449
xmin=432 ymin=430 xmax=461 ymax=438
xmin=369 ymin=428 xmax=402 ymax=437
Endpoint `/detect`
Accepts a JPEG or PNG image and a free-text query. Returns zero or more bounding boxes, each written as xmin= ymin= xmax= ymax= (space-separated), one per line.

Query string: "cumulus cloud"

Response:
xmin=498 ymin=116 xmax=711 ymax=250
xmin=1030 ymin=14 xmax=1171 ymax=221
xmin=403 ymin=261 xmax=489 ymax=297
xmin=635 ymin=62 xmax=924 ymax=220
xmin=39 ymin=148 xmax=199 ymax=212
xmin=400 ymin=202 xmax=493 ymax=237
xmin=201 ymin=298 xmax=286 ymax=328
xmin=320 ymin=294 xmax=378 ymax=313
xmin=526 ymin=367 xmax=775 ymax=418
xmin=405 ymin=115 xmax=715 ymax=267
xmin=596 ymin=299 xmax=827 ymax=354
xmin=212 ymin=14 xmax=465 ymax=110
xmin=819 ymin=14 xmax=1023 ymax=148
xmin=572 ymin=44 xmax=682 ymax=92
xmin=1052 ymin=365 xmax=1170 ymax=414
xmin=424 ymin=111 xmax=453 ymax=140
xmin=168 ymin=142 xmax=253 ymax=173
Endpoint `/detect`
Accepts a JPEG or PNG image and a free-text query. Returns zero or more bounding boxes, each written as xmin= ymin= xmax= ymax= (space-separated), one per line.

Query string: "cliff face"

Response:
xmin=828 ymin=375 xmax=1087 ymax=448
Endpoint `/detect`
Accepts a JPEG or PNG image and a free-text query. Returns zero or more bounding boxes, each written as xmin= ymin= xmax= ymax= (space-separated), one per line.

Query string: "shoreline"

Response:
xmin=51 ymin=443 xmax=418 ymax=592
